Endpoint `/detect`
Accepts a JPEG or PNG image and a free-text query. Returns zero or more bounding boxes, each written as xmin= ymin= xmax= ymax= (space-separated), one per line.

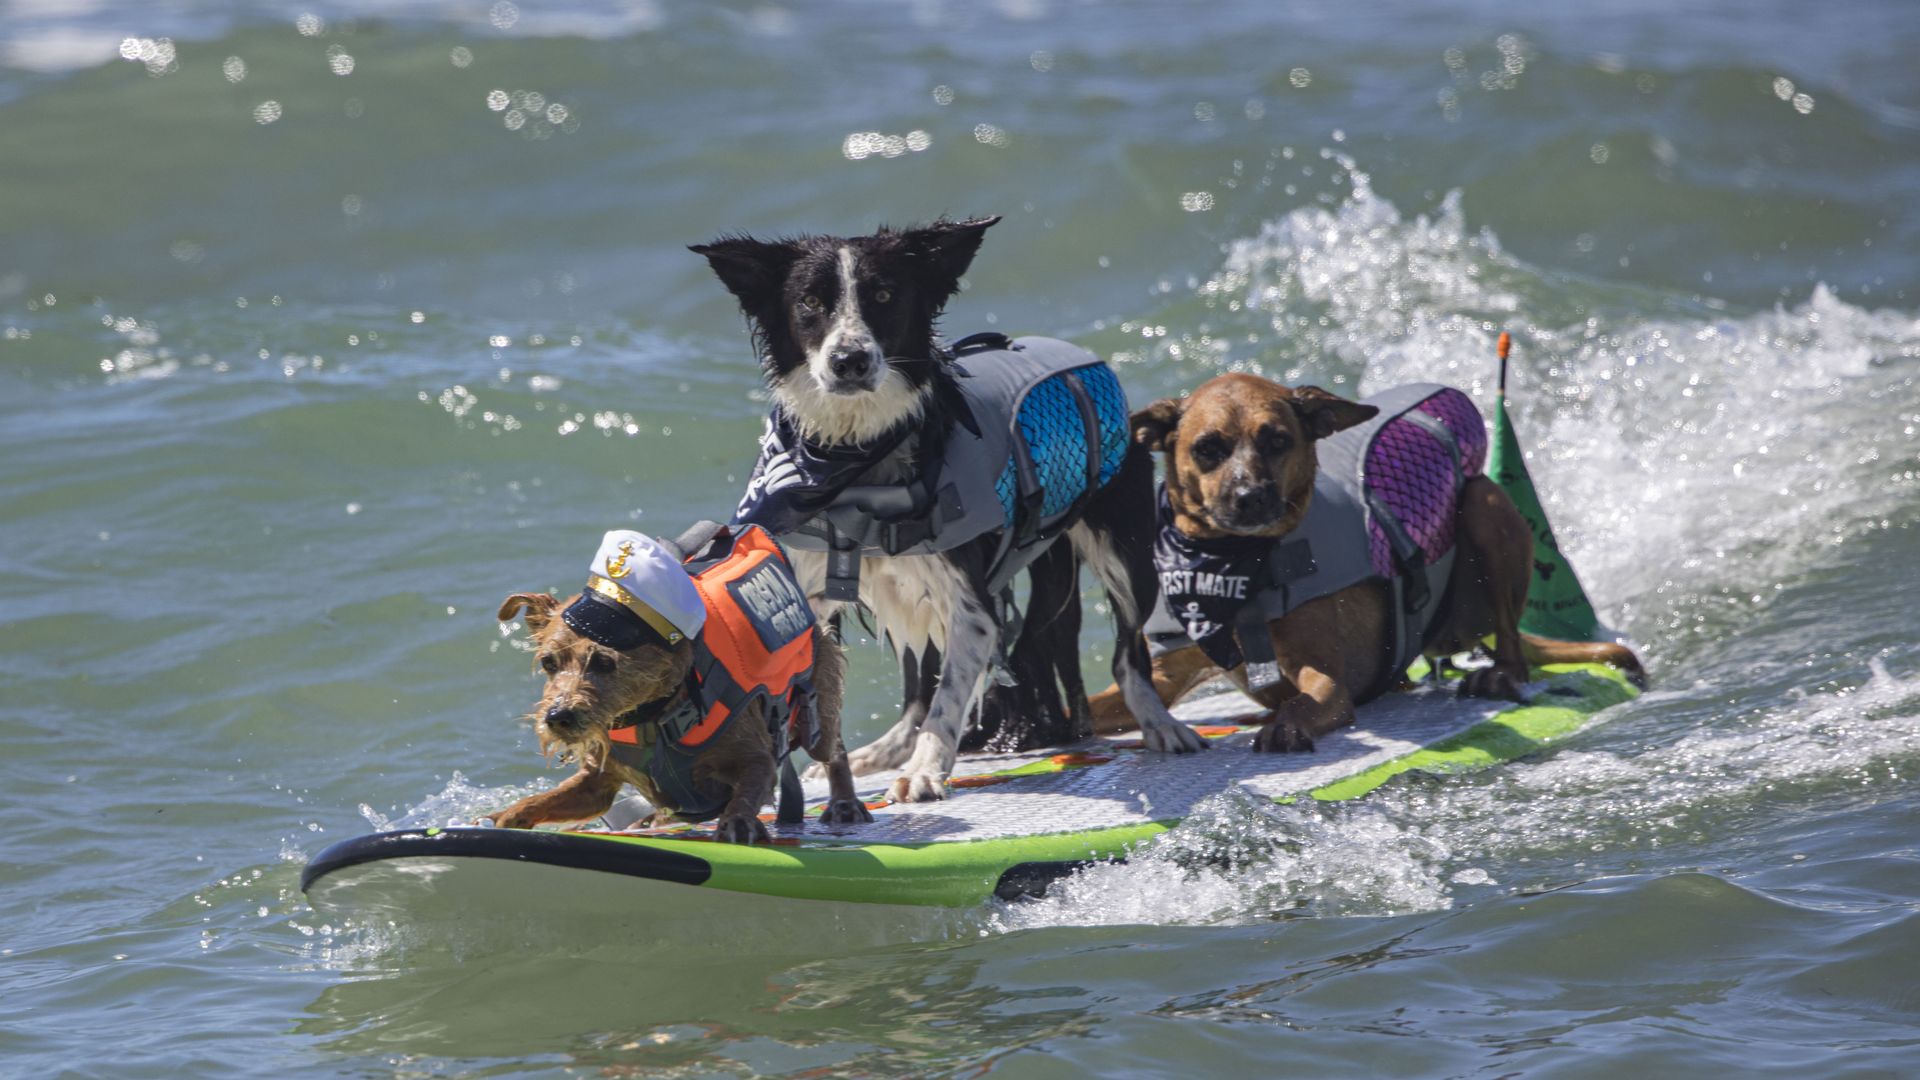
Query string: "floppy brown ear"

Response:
xmin=689 ymin=235 xmax=803 ymax=309
xmin=1131 ymin=398 xmax=1183 ymax=452
xmin=1288 ymin=386 xmax=1378 ymax=440
xmin=498 ymin=592 xmax=559 ymax=629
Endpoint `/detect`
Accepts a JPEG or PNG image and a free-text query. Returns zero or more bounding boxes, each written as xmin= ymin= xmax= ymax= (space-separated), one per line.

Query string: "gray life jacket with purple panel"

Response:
xmin=1144 ymin=383 xmax=1489 ymax=689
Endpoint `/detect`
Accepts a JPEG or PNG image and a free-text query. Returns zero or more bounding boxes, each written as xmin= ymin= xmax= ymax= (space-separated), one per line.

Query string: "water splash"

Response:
xmin=985 ymin=789 xmax=1453 ymax=931
xmin=989 ymin=660 xmax=1920 ymax=931
xmin=359 ymin=770 xmax=550 ymax=832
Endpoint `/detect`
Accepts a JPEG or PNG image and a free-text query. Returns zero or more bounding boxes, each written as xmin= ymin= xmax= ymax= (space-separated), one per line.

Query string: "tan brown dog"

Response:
xmin=486 ymin=527 xmax=871 ymax=841
xmin=1091 ymin=373 xmax=1643 ymax=751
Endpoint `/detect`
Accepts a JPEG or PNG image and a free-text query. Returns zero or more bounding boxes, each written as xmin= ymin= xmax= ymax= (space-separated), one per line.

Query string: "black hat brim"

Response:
xmin=561 ymin=591 xmax=669 ymax=652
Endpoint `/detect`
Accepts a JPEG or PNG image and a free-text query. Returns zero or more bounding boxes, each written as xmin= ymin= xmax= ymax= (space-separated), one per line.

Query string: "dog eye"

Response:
xmin=799 ymin=295 xmax=823 ymax=313
xmin=538 ymin=654 xmax=559 ymax=674
xmin=1189 ymin=435 xmax=1231 ymax=469
xmin=1257 ymin=429 xmax=1294 ymax=455
xmin=586 ymin=652 xmax=615 ymax=674
xmin=874 ymin=288 xmax=892 ymax=303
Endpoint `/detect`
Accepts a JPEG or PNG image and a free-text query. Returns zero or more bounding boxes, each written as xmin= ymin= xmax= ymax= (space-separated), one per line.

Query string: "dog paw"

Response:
xmin=1253 ymin=718 xmax=1316 ymax=753
xmin=1141 ymin=719 xmax=1211 ymax=754
xmin=481 ymin=809 xmax=531 ymax=829
xmin=713 ymin=815 xmax=773 ymax=845
xmin=819 ymin=796 xmax=875 ymax=825
xmin=888 ymin=772 xmax=949 ymax=803
xmin=1459 ymin=666 xmax=1527 ymax=702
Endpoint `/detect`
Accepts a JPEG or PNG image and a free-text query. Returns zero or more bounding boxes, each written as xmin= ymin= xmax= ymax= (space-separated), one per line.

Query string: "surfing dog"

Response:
xmin=486 ymin=526 xmax=871 ymax=842
xmin=1092 ymin=373 xmax=1644 ymax=750
xmin=692 ymin=216 xmax=1207 ymax=803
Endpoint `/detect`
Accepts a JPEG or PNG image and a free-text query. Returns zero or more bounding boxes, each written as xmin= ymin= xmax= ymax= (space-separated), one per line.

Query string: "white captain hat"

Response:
xmin=559 ymin=529 xmax=706 ymax=650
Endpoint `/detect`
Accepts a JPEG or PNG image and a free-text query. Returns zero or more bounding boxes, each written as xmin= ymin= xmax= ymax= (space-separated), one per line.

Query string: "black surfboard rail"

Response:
xmin=300 ymin=827 xmax=715 ymax=893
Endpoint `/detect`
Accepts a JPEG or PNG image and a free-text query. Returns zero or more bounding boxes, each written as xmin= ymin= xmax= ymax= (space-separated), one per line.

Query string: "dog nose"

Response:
xmin=545 ymin=705 xmax=576 ymax=729
xmin=829 ymin=348 xmax=874 ymax=382
xmin=1232 ymin=484 xmax=1279 ymax=519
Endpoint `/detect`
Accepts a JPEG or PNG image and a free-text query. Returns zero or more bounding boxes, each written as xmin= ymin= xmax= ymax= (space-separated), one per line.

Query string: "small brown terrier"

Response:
xmin=1093 ymin=372 xmax=1643 ymax=751
xmin=485 ymin=592 xmax=871 ymax=843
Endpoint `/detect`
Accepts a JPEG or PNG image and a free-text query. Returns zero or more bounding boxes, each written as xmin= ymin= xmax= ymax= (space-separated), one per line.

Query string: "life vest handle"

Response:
xmin=665 ymin=520 xmax=729 ymax=564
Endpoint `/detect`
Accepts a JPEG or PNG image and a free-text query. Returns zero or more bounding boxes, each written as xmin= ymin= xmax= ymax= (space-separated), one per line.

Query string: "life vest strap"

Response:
xmin=776 ymin=756 xmax=804 ymax=825
xmin=1235 ymin=602 xmax=1284 ymax=692
xmin=607 ymin=682 xmax=701 ymax=746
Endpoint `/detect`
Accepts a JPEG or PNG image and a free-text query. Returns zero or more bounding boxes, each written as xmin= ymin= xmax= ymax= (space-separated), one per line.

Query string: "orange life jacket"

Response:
xmin=605 ymin=524 xmax=817 ymax=822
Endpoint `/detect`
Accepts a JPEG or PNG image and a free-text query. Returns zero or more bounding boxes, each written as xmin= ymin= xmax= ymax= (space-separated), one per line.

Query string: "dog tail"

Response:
xmin=1519 ymin=633 xmax=1647 ymax=689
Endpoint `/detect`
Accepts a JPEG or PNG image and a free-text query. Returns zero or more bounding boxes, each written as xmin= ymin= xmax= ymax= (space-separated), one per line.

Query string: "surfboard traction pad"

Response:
xmin=303 ymin=663 xmax=1633 ymax=908
xmin=612 ymin=662 xmax=1632 ymax=841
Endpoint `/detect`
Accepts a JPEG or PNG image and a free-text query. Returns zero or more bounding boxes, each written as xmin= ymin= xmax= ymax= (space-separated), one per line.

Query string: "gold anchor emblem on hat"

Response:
xmin=605 ymin=540 xmax=636 ymax=579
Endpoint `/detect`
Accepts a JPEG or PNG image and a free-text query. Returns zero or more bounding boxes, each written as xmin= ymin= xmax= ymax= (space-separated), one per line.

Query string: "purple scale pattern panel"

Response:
xmin=1363 ymin=388 xmax=1488 ymax=579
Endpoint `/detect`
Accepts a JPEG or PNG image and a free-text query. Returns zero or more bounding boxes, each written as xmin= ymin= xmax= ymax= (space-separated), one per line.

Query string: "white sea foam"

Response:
xmin=984 ymin=789 xmax=1453 ymax=932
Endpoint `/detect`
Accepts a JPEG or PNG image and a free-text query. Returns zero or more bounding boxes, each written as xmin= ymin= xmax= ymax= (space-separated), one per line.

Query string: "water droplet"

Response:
xmin=972 ymin=123 xmax=1009 ymax=147
xmin=253 ymin=101 xmax=283 ymax=125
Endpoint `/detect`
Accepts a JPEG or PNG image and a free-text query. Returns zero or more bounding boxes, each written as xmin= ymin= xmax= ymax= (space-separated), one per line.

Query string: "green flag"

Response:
xmin=1485 ymin=333 xmax=1601 ymax=641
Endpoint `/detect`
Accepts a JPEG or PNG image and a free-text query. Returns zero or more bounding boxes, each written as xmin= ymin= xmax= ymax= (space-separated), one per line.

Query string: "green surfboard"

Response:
xmin=302 ymin=664 xmax=1635 ymax=915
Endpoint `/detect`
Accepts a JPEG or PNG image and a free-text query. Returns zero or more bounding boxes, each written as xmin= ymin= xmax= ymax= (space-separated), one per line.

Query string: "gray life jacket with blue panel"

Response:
xmin=734 ymin=333 xmax=1131 ymax=605
xmin=1145 ymin=383 xmax=1488 ymax=691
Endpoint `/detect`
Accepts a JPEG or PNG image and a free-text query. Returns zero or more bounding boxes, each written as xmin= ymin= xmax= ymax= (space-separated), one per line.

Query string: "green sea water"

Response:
xmin=3 ymin=1 xmax=1919 ymax=1075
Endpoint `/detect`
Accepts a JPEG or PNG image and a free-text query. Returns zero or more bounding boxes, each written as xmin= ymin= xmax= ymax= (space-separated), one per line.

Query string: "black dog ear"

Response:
xmin=1131 ymin=398 xmax=1183 ymax=452
xmin=689 ymin=236 xmax=802 ymax=308
xmin=1287 ymin=386 xmax=1378 ymax=440
xmin=901 ymin=215 xmax=1001 ymax=298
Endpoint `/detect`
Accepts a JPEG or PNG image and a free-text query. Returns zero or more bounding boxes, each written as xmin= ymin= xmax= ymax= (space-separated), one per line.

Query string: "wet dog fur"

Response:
xmin=693 ymin=217 xmax=1206 ymax=802
xmin=1090 ymin=372 xmax=1646 ymax=750
xmin=485 ymin=591 xmax=872 ymax=842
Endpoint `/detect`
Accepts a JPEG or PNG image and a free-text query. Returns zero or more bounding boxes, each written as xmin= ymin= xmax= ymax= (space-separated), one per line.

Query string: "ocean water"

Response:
xmin=3 ymin=1 xmax=1919 ymax=1075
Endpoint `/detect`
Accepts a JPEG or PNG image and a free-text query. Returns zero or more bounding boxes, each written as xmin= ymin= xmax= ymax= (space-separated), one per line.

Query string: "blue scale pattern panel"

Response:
xmin=994 ymin=453 xmax=1020 ymax=526
xmin=994 ymin=365 xmax=1129 ymax=527
xmin=1077 ymin=363 xmax=1130 ymax=486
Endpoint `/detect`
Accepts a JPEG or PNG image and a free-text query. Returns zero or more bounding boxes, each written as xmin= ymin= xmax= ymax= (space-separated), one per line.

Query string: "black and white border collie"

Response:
xmin=692 ymin=217 xmax=1207 ymax=803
